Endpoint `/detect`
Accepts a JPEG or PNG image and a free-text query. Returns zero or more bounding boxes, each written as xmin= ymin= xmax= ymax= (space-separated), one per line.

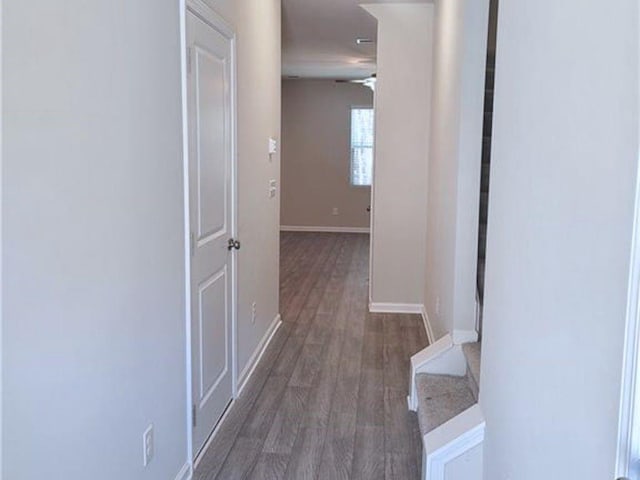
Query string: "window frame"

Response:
xmin=349 ymin=105 xmax=375 ymax=188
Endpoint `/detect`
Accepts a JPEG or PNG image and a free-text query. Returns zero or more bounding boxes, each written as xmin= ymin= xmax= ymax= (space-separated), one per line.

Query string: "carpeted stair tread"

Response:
xmin=416 ymin=374 xmax=476 ymax=436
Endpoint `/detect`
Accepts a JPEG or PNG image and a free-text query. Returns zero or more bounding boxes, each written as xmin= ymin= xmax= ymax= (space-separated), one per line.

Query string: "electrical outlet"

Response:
xmin=251 ymin=302 xmax=257 ymax=324
xmin=143 ymin=424 xmax=154 ymax=467
xmin=332 ymin=207 xmax=339 ymax=216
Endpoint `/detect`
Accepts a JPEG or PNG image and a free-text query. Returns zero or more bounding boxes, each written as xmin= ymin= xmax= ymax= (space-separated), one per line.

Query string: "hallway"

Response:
xmin=195 ymin=232 xmax=429 ymax=479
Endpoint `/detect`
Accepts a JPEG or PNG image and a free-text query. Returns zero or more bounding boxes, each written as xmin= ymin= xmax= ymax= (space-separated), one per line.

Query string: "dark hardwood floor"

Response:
xmin=194 ymin=232 xmax=429 ymax=480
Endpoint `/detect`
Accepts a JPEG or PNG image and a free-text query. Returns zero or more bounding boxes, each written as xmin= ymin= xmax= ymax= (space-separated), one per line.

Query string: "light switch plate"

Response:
xmin=268 ymin=137 xmax=277 ymax=155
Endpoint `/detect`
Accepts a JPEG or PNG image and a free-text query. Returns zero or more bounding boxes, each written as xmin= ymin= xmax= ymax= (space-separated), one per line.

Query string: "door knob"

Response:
xmin=366 ymin=205 xmax=371 ymax=212
xmin=228 ymin=238 xmax=241 ymax=251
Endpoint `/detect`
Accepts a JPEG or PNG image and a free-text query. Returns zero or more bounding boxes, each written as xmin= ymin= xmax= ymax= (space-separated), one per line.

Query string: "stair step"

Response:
xmin=482 ymin=137 xmax=492 ymax=165
xmin=481 ymin=168 xmax=490 ymax=191
xmin=479 ymin=193 xmax=489 ymax=223
xmin=483 ymin=112 xmax=493 ymax=137
xmin=484 ymin=90 xmax=494 ymax=112
xmin=479 ymin=221 xmax=487 ymax=235
xmin=462 ymin=342 xmax=482 ymax=399
xmin=485 ymin=71 xmax=495 ymax=89
xmin=416 ymin=374 xmax=476 ymax=436
xmin=479 ymin=208 xmax=488 ymax=224
xmin=478 ymin=222 xmax=487 ymax=250
xmin=477 ymin=258 xmax=486 ymax=298
xmin=479 ymin=207 xmax=488 ymax=224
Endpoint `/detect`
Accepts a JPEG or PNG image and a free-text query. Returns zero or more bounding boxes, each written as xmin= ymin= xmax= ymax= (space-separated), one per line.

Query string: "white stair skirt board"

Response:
xmin=369 ymin=302 xmax=423 ymax=314
xmin=423 ymin=404 xmax=485 ymax=480
xmin=237 ymin=314 xmax=282 ymax=396
xmin=280 ymin=225 xmax=370 ymax=234
xmin=408 ymin=334 xmax=467 ymax=411
xmin=420 ymin=305 xmax=436 ymax=346
xmin=174 ymin=462 xmax=192 ymax=480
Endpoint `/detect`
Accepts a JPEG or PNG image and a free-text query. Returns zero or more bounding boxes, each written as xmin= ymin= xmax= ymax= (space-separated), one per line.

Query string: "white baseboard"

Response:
xmin=420 ymin=305 xmax=436 ymax=345
xmin=193 ymin=393 xmax=236 ymax=469
xmin=174 ymin=462 xmax=192 ymax=480
xmin=237 ymin=314 xmax=282 ymax=396
xmin=452 ymin=329 xmax=479 ymax=345
xmin=369 ymin=302 xmax=422 ymax=314
xmin=193 ymin=390 xmax=237 ymax=469
xmin=280 ymin=225 xmax=370 ymax=234
xmin=194 ymin=314 xmax=282 ymax=470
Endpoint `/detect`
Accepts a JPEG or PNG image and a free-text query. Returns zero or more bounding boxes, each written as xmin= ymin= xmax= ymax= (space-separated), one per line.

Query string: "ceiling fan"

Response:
xmin=335 ymin=73 xmax=376 ymax=91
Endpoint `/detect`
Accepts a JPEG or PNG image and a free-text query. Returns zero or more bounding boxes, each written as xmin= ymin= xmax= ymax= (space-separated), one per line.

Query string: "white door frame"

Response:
xmin=617 ymin=164 xmax=640 ymax=479
xmin=368 ymin=85 xmax=378 ymax=306
xmin=616 ymin=9 xmax=640 ymax=477
xmin=0 ymin=0 xmax=4 ymax=475
xmin=180 ymin=0 xmax=238 ymax=467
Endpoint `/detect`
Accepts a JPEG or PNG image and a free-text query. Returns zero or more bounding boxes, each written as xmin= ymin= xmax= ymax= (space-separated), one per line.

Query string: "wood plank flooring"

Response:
xmin=194 ymin=232 xmax=429 ymax=480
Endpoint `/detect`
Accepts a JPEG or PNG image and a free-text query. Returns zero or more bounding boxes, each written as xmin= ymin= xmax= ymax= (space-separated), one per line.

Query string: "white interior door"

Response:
xmin=186 ymin=8 xmax=235 ymax=457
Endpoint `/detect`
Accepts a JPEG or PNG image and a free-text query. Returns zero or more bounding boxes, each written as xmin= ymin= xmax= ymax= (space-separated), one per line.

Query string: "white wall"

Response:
xmin=2 ymin=0 xmax=281 ymax=478
xmin=423 ymin=0 xmax=489 ymax=340
xmin=480 ymin=0 xmax=639 ymax=478
xmin=281 ymin=80 xmax=373 ymax=230
xmin=3 ymin=1 xmax=188 ymax=479
xmin=201 ymin=0 xmax=282 ymax=383
xmin=0 ymin=0 xmax=4 ymax=475
xmin=364 ymin=3 xmax=433 ymax=307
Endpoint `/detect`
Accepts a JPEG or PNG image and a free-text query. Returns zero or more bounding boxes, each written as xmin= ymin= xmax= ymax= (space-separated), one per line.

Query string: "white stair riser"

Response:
xmin=422 ymin=405 xmax=485 ymax=480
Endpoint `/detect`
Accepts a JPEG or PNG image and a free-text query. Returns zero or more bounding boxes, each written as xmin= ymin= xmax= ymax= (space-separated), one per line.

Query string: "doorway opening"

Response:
xmin=279 ymin=79 xmax=375 ymax=236
xmin=279 ymin=0 xmax=376 ymax=249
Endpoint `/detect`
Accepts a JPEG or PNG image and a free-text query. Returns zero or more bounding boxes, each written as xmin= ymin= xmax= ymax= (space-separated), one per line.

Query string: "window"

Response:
xmin=350 ymin=107 xmax=374 ymax=186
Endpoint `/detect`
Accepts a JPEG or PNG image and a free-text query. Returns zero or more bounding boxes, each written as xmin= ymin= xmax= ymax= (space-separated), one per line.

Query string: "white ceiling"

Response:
xmin=282 ymin=0 xmax=427 ymax=80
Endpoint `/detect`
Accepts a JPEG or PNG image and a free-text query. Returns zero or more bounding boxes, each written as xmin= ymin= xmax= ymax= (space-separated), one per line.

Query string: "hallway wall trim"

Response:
xmin=281 ymin=225 xmax=370 ymax=234
xmin=369 ymin=302 xmax=422 ymax=314
xmin=368 ymin=304 xmax=469 ymax=348
xmin=370 ymin=303 xmax=436 ymax=345
xmin=192 ymin=313 xmax=282 ymax=470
